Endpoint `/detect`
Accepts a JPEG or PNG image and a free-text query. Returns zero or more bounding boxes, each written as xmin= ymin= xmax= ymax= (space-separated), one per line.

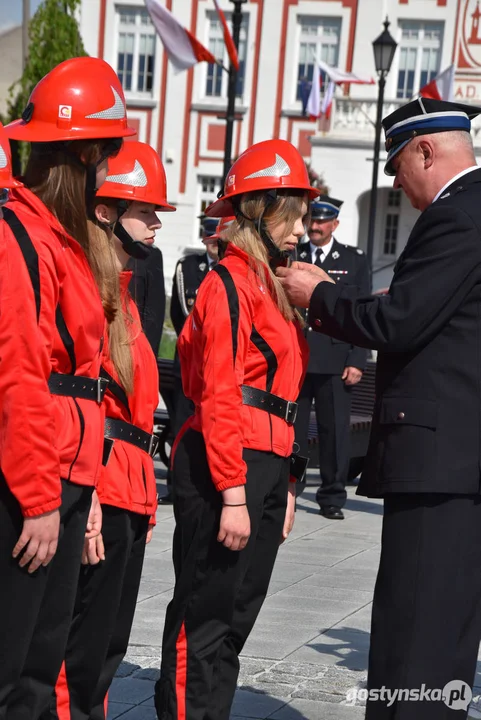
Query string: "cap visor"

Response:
xmin=384 ymin=139 xmax=411 ymax=176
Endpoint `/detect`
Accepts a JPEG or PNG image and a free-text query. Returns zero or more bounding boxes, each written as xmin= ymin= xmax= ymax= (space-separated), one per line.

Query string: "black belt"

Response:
xmin=241 ymin=385 xmax=298 ymax=424
xmin=104 ymin=418 xmax=159 ymax=457
xmin=48 ymin=374 xmax=109 ymax=404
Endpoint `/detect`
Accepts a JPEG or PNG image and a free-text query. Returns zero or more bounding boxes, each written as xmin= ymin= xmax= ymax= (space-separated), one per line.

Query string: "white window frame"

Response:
xmin=295 ymin=15 xmax=342 ymax=106
xmin=115 ymin=4 xmax=157 ymax=100
xmin=395 ymin=20 xmax=444 ymax=100
xmin=381 ymin=190 xmax=402 ymax=259
xmin=202 ymin=11 xmax=249 ymax=103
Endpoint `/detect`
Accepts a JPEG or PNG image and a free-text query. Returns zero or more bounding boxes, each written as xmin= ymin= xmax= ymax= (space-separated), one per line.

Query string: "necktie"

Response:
xmin=315 ymin=247 xmax=324 ymax=267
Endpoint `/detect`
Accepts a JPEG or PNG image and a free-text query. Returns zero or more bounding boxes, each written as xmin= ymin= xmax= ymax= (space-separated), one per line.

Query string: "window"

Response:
xmin=297 ymin=16 xmax=342 ymax=101
xmin=205 ymin=12 xmax=248 ymax=100
xmin=198 ymin=176 xmax=222 ymax=238
xmin=383 ymin=191 xmax=401 ymax=256
xmin=117 ymin=6 xmax=156 ymax=96
xmin=396 ymin=21 xmax=443 ymax=99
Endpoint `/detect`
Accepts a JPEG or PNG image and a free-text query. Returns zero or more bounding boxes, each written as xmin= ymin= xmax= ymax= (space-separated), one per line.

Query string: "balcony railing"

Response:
xmin=323 ymin=97 xmax=481 ymax=147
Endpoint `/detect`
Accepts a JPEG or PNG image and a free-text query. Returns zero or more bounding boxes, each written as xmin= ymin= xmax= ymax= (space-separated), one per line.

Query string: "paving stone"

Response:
xmin=115 ymin=662 xmax=139 ymax=678
xmin=270 ymin=698 xmax=365 ymax=719
xmin=108 ymin=678 xmax=155 ymax=705
xmin=115 ymin=707 xmax=158 ymax=719
xmin=270 ymin=662 xmax=323 ymax=679
xmin=298 ymin=667 xmax=366 ymax=698
xmin=133 ymin=667 xmax=160 ymax=681
xmin=230 ymin=688 xmax=287 ymax=718
xmin=107 ymin=701 xmax=134 ymax=719
xmin=244 ymin=679 xmax=297 ymax=698
xmin=291 ymin=688 xmax=344 ymax=703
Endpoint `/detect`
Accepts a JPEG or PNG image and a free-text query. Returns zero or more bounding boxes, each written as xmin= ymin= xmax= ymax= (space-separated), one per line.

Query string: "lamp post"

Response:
xmin=222 ymin=0 xmax=247 ymax=183
xmin=366 ymin=18 xmax=397 ymax=273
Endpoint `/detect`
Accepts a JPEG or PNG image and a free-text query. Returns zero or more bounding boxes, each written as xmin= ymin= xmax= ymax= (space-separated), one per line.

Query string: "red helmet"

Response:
xmin=211 ymin=215 xmax=236 ymax=239
xmin=4 ymin=57 xmax=136 ymax=142
xmin=205 ymin=139 xmax=320 ymax=217
xmin=0 ymin=124 xmax=22 ymax=189
xmin=96 ymin=141 xmax=175 ymax=211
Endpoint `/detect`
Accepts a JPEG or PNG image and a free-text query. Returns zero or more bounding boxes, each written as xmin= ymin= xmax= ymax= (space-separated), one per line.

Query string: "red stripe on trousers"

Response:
xmin=175 ymin=622 xmax=188 ymax=720
xmin=55 ymin=661 xmax=71 ymax=720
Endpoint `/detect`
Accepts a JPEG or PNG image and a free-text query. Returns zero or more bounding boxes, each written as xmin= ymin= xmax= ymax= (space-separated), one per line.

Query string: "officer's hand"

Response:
xmin=81 ymin=534 xmax=105 ymax=565
xmin=342 ymin=367 xmax=363 ymax=386
xmin=289 ymin=261 xmax=333 ymax=279
xmin=276 ymin=265 xmax=333 ymax=308
xmin=12 ymin=509 xmax=60 ymax=573
xmin=281 ymin=483 xmax=296 ymax=543
xmin=85 ymin=489 xmax=102 ymax=540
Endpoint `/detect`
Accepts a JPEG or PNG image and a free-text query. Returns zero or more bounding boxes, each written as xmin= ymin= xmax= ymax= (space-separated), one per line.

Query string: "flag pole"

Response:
xmin=222 ymin=0 xmax=247 ymax=183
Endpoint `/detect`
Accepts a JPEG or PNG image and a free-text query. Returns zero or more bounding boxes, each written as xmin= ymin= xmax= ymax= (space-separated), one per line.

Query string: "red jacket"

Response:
xmin=178 ymin=244 xmax=309 ymax=491
xmin=97 ymin=273 xmax=158 ymax=519
xmin=0 ymin=187 xmax=106 ymax=516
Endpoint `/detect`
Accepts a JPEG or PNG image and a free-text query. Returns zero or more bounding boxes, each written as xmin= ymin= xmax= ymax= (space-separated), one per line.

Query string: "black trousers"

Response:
xmin=165 ymin=377 xmax=194 ymax=490
xmin=42 ymin=505 xmax=149 ymax=720
xmin=294 ymin=373 xmax=352 ymax=508
xmin=0 ymin=477 xmax=92 ymax=720
xmin=155 ymin=429 xmax=289 ymax=720
xmin=366 ymin=493 xmax=481 ymax=720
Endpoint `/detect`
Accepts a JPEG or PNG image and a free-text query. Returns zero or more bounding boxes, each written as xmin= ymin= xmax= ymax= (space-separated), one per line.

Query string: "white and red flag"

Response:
xmin=318 ymin=59 xmax=375 ymax=85
xmin=306 ymin=60 xmax=374 ymax=119
xmin=145 ymin=0 xmax=217 ymax=71
xmin=212 ymin=0 xmax=239 ymax=71
xmin=419 ymin=64 xmax=455 ymax=101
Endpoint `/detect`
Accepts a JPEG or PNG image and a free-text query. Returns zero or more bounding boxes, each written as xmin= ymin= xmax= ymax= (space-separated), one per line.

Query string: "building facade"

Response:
xmin=78 ymin=0 xmax=481 ymax=290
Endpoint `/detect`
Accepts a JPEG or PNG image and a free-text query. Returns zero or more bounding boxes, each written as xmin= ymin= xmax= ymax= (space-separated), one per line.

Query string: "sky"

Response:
xmin=0 ymin=0 xmax=43 ymax=33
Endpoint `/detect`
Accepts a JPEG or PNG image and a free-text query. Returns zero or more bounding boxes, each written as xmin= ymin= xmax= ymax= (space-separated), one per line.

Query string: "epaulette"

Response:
xmin=344 ymin=244 xmax=364 ymax=255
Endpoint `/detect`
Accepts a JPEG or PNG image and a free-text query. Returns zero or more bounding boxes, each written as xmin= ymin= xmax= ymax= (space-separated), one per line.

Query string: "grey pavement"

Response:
xmin=107 ymin=468 xmax=481 ymax=719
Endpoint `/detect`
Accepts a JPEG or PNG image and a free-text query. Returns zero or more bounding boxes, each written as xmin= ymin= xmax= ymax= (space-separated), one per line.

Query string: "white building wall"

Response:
xmin=79 ymin=0 xmax=481 ymax=292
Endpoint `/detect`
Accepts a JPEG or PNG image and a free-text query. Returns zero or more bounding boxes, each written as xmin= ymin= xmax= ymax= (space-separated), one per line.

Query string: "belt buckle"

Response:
xmin=285 ymin=401 xmax=298 ymax=424
xmin=97 ymin=377 xmax=109 ymax=404
xmin=148 ymin=434 xmax=159 ymax=458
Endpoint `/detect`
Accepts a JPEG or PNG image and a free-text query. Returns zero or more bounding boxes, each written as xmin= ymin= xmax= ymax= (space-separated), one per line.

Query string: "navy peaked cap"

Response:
xmin=382 ymin=97 xmax=481 ymax=176
xmin=202 ymin=217 xmax=219 ymax=237
xmin=310 ymin=195 xmax=343 ymax=220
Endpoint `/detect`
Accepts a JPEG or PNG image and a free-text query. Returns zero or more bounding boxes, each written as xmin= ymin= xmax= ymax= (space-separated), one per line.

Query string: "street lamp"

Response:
xmin=366 ymin=17 xmax=397 ymax=274
xmin=222 ymin=0 xmax=247 ymax=183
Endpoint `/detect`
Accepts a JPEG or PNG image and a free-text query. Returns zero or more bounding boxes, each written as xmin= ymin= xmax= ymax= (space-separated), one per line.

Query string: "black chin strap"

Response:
xmin=233 ymin=192 xmax=291 ymax=268
xmin=111 ymin=200 xmax=151 ymax=260
xmin=113 ymin=218 xmax=151 ymax=260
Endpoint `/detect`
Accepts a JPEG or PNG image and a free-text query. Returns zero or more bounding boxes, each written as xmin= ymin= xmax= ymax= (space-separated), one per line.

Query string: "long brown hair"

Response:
xmin=89 ymin=203 xmax=136 ymax=395
xmin=24 ymin=139 xmax=119 ymax=321
xmin=226 ymin=191 xmax=308 ymax=321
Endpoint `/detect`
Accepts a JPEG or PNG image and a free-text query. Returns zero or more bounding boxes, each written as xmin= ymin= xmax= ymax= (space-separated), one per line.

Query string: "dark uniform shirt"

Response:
xmin=296 ymin=238 xmax=370 ymax=374
xmin=170 ymin=252 xmax=210 ymax=336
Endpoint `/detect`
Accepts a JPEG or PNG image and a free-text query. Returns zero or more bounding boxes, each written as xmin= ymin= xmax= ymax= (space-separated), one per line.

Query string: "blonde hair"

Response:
xmin=25 ymin=140 xmax=134 ymax=394
xmin=90 ymin=202 xmax=137 ymax=395
xmin=225 ymin=190 xmax=308 ymax=322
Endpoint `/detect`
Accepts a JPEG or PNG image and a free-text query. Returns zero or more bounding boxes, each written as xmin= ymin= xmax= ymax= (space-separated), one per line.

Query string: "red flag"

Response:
xmin=420 ymin=64 xmax=455 ymax=101
xmin=213 ymin=0 xmax=240 ymax=72
xmin=145 ymin=0 xmax=217 ymax=71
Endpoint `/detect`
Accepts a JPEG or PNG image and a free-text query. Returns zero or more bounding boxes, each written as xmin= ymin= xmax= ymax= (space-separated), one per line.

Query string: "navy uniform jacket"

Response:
xmin=127 ymin=245 xmax=165 ymax=355
xmin=170 ymin=252 xmax=209 ymax=336
xmin=307 ymin=168 xmax=481 ymax=497
xmin=296 ymin=239 xmax=370 ymax=374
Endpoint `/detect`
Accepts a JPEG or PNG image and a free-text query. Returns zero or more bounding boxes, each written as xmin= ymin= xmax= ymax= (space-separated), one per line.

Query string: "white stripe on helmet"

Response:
xmin=86 ymin=86 xmax=126 ymax=120
xmin=244 ymin=154 xmax=290 ymax=180
xmin=105 ymin=159 xmax=147 ymax=187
